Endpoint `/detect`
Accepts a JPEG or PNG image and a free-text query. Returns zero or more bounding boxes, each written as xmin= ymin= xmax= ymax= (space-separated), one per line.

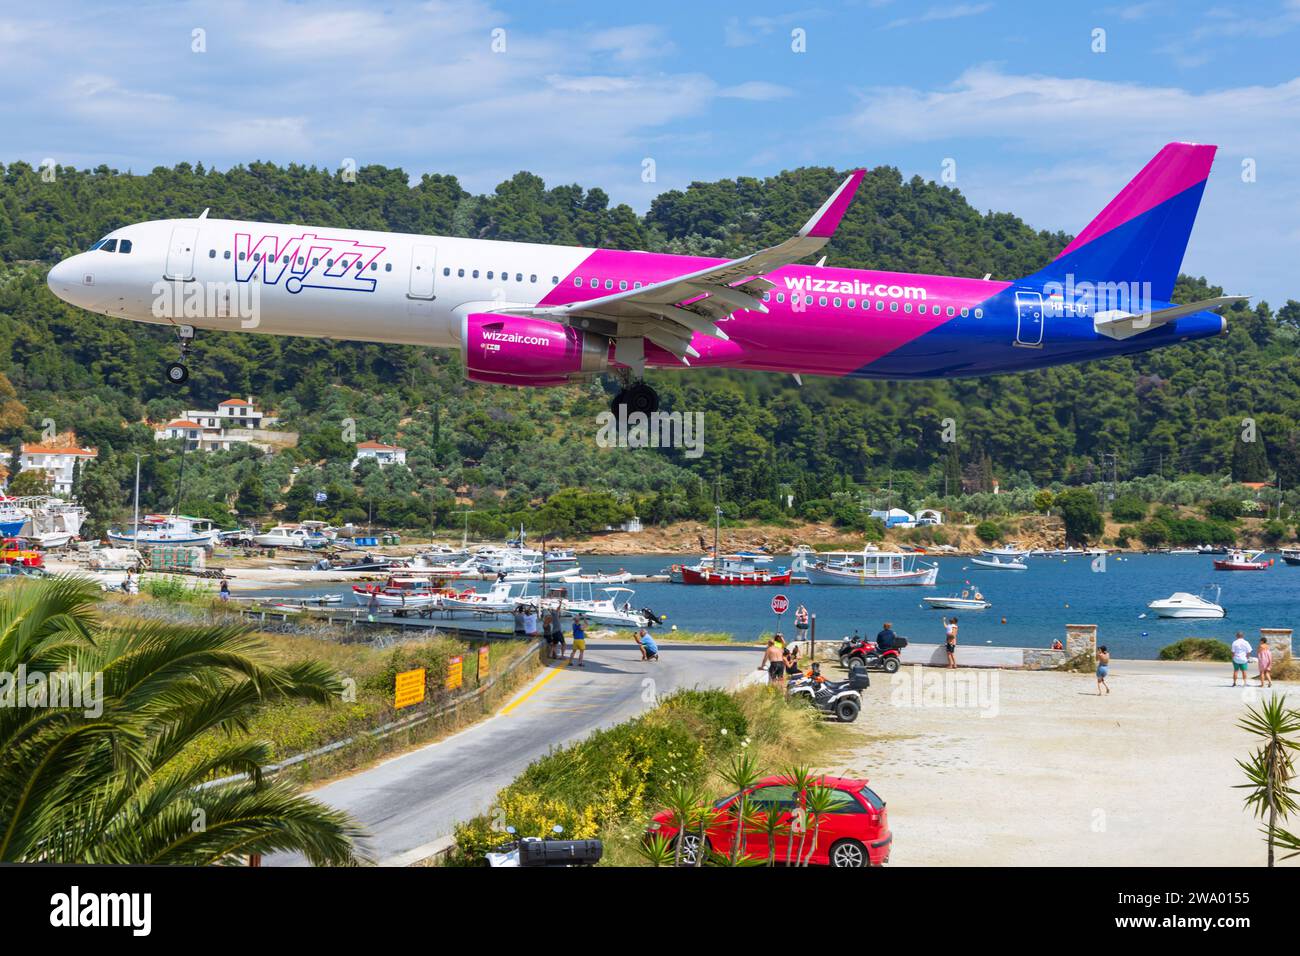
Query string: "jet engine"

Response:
xmin=461 ymin=313 xmax=610 ymax=387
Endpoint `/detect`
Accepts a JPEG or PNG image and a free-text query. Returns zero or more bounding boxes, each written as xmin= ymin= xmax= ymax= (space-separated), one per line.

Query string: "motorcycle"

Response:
xmin=786 ymin=662 xmax=869 ymax=722
xmin=843 ymin=635 xmax=908 ymax=674
xmin=485 ymin=824 xmax=603 ymax=867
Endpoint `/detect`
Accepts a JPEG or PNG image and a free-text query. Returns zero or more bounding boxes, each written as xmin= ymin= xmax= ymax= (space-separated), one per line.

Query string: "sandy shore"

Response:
xmin=822 ymin=659 xmax=1292 ymax=866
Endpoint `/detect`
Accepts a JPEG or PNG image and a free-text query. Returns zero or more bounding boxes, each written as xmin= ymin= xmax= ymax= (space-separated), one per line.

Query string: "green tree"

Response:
xmin=1057 ymin=489 xmax=1103 ymax=545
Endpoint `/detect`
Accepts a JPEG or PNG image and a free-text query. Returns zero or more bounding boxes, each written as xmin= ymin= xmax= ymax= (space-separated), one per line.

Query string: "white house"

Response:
xmin=15 ymin=444 xmax=98 ymax=495
xmin=155 ymin=397 xmax=286 ymax=451
xmin=916 ymin=508 xmax=944 ymax=525
xmin=352 ymin=441 xmax=406 ymax=468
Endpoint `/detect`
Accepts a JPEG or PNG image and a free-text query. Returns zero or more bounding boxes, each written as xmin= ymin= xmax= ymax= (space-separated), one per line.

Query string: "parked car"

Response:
xmin=646 ymin=774 xmax=891 ymax=867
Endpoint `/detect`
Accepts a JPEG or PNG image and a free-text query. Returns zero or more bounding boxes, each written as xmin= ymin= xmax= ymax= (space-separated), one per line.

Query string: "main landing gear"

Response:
xmin=166 ymin=325 xmax=195 ymax=385
xmin=610 ymin=381 xmax=659 ymax=416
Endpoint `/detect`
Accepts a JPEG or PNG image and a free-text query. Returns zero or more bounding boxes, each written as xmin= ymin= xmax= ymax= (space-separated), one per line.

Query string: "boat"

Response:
xmin=1168 ymin=548 xmax=1199 ymax=555
xmin=799 ymin=548 xmax=938 ymax=586
xmin=565 ymin=586 xmax=654 ymax=627
xmin=439 ymin=581 xmax=531 ymax=613
xmin=498 ymin=563 xmax=584 ymax=583
xmin=980 ymin=544 xmax=1029 ymax=560
xmin=0 ymin=499 xmax=27 ymax=537
xmin=312 ymin=554 xmax=395 ymax=572
xmin=678 ymin=552 xmax=792 ymax=586
xmin=18 ymin=496 xmax=87 ymax=544
xmin=923 ymin=585 xmax=991 ymax=611
xmin=544 ymin=547 xmax=577 ymax=564
xmin=253 ymin=524 xmax=331 ymax=549
xmin=569 ymin=570 xmax=634 ymax=585
xmin=107 ymin=514 xmax=219 ymax=548
xmin=1212 ymin=549 xmax=1272 ymax=571
xmin=969 ymin=556 xmax=1028 ymax=571
xmin=1147 ymin=587 xmax=1225 ymax=619
xmin=1280 ymin=548 xmax=1300 ymax=566
xmin=352 ymin=575 xmax=453 ymax=608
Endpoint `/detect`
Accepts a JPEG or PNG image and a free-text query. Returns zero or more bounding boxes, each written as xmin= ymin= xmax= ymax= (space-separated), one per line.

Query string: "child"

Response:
xmin=1096 ymin=645 xmax=1110 ymax=695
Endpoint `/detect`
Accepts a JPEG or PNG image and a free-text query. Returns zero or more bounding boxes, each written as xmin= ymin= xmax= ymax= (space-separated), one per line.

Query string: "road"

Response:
xmin=269 ymin=638 xmax=759 ymax=866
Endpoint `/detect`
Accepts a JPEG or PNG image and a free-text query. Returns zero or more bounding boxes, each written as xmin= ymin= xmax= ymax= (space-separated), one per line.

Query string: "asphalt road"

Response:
xmin=269 ymin=638 xmax=759 ymax=866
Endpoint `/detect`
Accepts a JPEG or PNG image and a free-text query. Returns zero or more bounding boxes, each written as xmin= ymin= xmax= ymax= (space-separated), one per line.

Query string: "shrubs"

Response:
xmin=974 ymin=520 xmax=1002 ymax=544
xmin=1111 ymin=495 xmax=1148 ymax=523
xmin=1159 ymin=638 xmax=1232 ymax=662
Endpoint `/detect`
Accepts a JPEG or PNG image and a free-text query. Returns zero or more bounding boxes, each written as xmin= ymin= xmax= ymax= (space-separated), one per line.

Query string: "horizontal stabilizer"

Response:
xmin=1094 ymin=295 xmax=1246 ymax=340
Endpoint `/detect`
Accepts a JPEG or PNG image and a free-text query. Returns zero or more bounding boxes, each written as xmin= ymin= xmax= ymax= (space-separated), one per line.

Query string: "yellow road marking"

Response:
xmin=499 ymin=667 xmax=565 ymax=716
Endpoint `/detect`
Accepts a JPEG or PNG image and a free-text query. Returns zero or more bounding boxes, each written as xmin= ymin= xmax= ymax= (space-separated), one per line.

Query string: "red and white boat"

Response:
xmin=675 ymin=553 xmax=792 ymax=586
xmin=352 ymin=574 xmax=456 ymax=608
xmin=1212 ymin=549 xmax=1272 ymax=571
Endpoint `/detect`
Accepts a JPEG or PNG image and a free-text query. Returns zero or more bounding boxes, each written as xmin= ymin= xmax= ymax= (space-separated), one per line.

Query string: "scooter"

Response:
xmin=843 ymin=636 xmax=909 ymax=674
xmin=786 ymin=662 xmax=869 ymax=722
xmin=485 ymin=824 xmax=603 ymax=867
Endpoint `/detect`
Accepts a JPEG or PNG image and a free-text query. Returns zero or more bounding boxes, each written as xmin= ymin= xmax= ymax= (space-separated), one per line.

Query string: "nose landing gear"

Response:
xmin=166 ymin=325 xmax=195 ymax=385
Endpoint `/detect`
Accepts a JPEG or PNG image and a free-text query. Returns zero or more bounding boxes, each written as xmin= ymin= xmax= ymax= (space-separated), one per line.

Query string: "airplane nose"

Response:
xmin=47 ymin=257 xmax=75 ymax=298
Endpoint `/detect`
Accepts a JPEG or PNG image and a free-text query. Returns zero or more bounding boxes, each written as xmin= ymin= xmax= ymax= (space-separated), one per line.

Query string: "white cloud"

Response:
xmin=885 ymin=3 xmax=993 ymax=30
xmin=718 ymin=81 xmax=794 ymax=101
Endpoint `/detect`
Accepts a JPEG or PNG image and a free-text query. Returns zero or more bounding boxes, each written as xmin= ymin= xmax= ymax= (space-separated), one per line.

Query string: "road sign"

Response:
xmin=478 ymin=645 xmax=490 ymax=682
xmin=771 ymin=594 xmax=789 ymax=615
xmin=394 ymin=668 xmax=426 ymax=709
xmin=446 ymin=655 xmax=464 ymax=690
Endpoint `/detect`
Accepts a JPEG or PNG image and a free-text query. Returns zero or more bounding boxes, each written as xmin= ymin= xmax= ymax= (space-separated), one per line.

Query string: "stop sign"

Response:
xmin=771 ymin=594 xmax=789 ymax=615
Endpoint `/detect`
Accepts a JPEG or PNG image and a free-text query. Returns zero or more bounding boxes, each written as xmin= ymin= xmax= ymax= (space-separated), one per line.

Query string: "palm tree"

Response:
xmin=781 ymin=763 xmax=816 ymax=866
xmin=799 ymin=784 xmax=838 ymax=866
xmin=0 ymin=576 xmax=366 ymax=864
xmin=1235 ymin=694 xmax=1300 ymax=867
xmin=718 ymin=750 xmax=761 ymax=863
xmin=661 ymin=781 xmax=705 ymax=866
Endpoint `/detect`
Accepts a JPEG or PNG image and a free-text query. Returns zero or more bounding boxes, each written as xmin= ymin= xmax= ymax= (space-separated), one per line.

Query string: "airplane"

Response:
xmin=47 ymin=142 xmax=1244 ymax=414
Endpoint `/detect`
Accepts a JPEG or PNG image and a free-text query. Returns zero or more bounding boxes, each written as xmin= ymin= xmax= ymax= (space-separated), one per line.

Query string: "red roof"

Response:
xmin=218 ymin=398 xmax=251 ymax=406
xmin=356 ymin=441 xmax=404 ymax=451
xmin=22 ymin=444 xmax=97 ymax=457
xmin=164 ymin=420 xmax=204 ymax=429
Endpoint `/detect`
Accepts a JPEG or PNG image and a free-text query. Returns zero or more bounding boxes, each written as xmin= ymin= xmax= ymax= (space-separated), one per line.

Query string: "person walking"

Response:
xmin=943 ymin=616 xmax=959 ymax=668
xmin=568 ymin=614 xmax=587 ymax=667
xmin=759 ymin=638 xmax=786 ymax=687
xmin=1231 ymin=631 xmax=1252 ymax=687
xmin=1096 ymin=645 xmax=1110 ymax=695
xmin=1257 ymin=636 xmax=1273 ymax=688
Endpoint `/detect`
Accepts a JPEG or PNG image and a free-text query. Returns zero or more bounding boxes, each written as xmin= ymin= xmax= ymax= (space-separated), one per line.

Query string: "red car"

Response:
xmin=646 ymin=774 xmax=891 ymax=867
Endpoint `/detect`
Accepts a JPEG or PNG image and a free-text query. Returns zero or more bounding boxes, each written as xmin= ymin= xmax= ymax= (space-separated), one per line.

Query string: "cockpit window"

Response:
xmin=119 ymin=239 xmax=132 ymax=254
xmin=88 ymin=238 xmax=107 ymax=251
xmin=101 ymin=239 xmax=118 ymax=253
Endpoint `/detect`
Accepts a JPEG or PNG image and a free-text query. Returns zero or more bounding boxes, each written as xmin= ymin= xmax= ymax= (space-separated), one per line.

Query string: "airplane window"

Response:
xmin=239 ymin=252 xmax=246 ymax=261
xmin=847 ymin=299 xmax=855 ymax=309
xmin=87 ymin=239 xmax=106 ymax=251
xmin=551 ymin=276 xmax=558 ymax=284
xmin=385 ymin=263 xmax=392 ymax=272
xmin=572 ymin=276 xmax=579 ymax=286
xmin=284 ymin=255 xmax=291 ymax=264
xmin=298 ymin=256 xmax=305 ymax=265
xmin=370 ymin=262 xmax=377 ymax=271
xmin=947 ymin=306 xmax=955 ymax=316
xmin=975 ymin=309 xmax=983 ymax=318
xmin=776 ymin=293 xmax=784 ymax=303
xmin=208 ymin=249 xmax=216 ymax=258
xmin=530 ymin=275 xmax=537 ymax=283
xmin=876 ymin=300 xmax=884 ymax=311
xmin=619 ymin=280 xmax=627 ymax=291
xmin=762 ymin=292 xmax=770 ymax=301
xmin=457 ymin=269 xmax=464 ymax=277
xmin=255 ymin=253 xmax=263 ymax=261
xmin=890 ymin=302 xmax=899 ymax=312
xmin=326 ymin=258 xmax=333 ymax=266
xmin=101 ymin=239 xmax=117 ymax=252
xmin=833 ymin=298 xmax=841 ymax=308
xmin=818 ymin=296 xmax=827 ymax=306
xmin=633 ymin=281 xmax=642 ymax=289
xmin=443 ymin=268 xmax=450 ymax=276
xmin=224 ymin=251 xmax=231 ymax=260
xmin=804 ymin=295 xmax=813 ymax=305
xmin=605 ymin=279 xmax=613 ymax=290
xmin=960 ymin=308 xmax=968 ymax=317
xmin=515 ymin=273 xmax=522 ymax=282
xmin=311 ymin=257 xmax=318 ymax=265
xmin=904 ymin=303 xmax=912 ymax=313
xmin=590 ymin=279 xmax=598 ymax=289
xmin=472 ymin=270 xmax=479 ymax=278
xmin=119 ymin=240 xmax=132 ymax=253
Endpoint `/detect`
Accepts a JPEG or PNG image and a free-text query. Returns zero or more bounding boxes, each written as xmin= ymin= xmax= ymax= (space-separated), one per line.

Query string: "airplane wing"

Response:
xmin=489 ymin=169 xmax=867 ymax=369
xmin=1093 ymin=295 xmax=1248 ymax=340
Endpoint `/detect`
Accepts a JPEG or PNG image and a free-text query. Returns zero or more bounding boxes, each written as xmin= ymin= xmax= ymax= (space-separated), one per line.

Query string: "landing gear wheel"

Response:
xmin=166 ymin=362 xmax=190 ymax=385
xmin=611 ymin=382 xmax=659 ymax=416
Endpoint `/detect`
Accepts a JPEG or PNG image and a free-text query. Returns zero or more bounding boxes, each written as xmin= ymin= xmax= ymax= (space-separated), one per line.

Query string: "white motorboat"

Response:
xmin=440 ymin=581 xmax=531 ymax=613
xmin=923 ymin=586 xmax=991 ymax=610
xmin=544 ymin=547 xmax=577 ymax=564
xmin=407 ymin=554 xmax=481 ymax=576
xmin=498 ymin=564 xmax=584 ymax=583
xmin=980 ymin=544 xmax=1029 ymax=560
xmin=108 ymin=514 xmax=219 ymax=548
xmin=253 ymin=525 xmax=331 ymax=549
xmin=798 ymin=548 xmax=938 ymax=586
xmin=569 ymin=570 xmax=634 ymax=585
xmin=970 ymin=556 xmax=1028 ymax=571
xmin=565 ymin=587 xmax=651 ymax=627
xmin=1147 ymin=587 xmax=1225 ymax=619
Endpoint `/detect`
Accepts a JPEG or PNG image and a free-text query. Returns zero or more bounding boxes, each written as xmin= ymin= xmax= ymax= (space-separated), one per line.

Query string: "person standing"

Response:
xmin=512 ymin=606 xmax=525 ymax=636
xmin=219 ymin=579 xmax=230 ymax=602
xmin=759 ymin=639 xmax=786 ymax=686
xmin=1231 ymin=631 xmax=1252 ymax=687
xmin=542 ymin=609 xmax=556 ymax=658
xmin=568 ymin=615 xmax=587 ymax=667
xmin=1257 ymin=636 xmax=1273 ymax=688
xmin=367 ymin=589 xmax=379 ymax=621
xmin=943 ymin=616 xmax=959 ymax=669
xmin=794 ymin=604 xmax=809 ymax=637
xmin=523 ymin=605 xmax=539 ymax=644
xmin=1096 ymin=645 xmax=1111 ymax=695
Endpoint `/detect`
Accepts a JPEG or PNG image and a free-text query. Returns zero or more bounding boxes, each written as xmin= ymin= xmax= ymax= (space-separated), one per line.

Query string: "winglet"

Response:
xmin=801 ymin=169 xmax=866 ymax=239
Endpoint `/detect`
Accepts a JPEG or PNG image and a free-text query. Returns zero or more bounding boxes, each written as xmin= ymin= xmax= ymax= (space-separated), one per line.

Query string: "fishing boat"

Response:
xmin=923 ymin=585 xmax=991 ymax=611
xmin=253 ymin=524 xmax=331 ymax=549
xmin=107 ymin=514 xmax=219 ymax=548
xmin=18 ymin=496 xmax=87 ymax=544
xmin=1147 ymin=587 xmax=1225 ymax=619
xmin=678 ymin=552 xmax=791 ymax=586
xmin=1212 ymin=549 xmax=1272 ymax=571
xmin=1280 ymin=548 xmax=1300 ymax=566
xmin=969 ymin=556 xmax=1028 ymax=571
xmin=351 ymin=575 xmax=453 ymax=608
xmin=0 ymin=499 xmax=27 ymax=537
xmin=799 ymin=548 xmax=938 ymax=586
xmin=980 ymin=544 xmax=1029 ymax=560
xmin=439 ymin=581 xmax=531 ymax=613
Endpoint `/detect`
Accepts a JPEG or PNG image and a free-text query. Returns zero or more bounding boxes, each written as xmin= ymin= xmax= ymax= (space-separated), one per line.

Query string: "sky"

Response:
xmin=3 ymin=0 xmax=1298 ymax=305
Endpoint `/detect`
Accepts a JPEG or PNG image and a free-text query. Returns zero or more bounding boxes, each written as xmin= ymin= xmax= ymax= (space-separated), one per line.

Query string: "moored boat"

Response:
xmin=923 ymin=585 xmax=991 ymax=610
xmin=678 ymin=553 xmax=791 ymax=586
xmin=970 ymin=556 xmax=1027 ymax=571
xmin=1147 ymin=587 xmax=1225 ymax=619
xmin=798 ymin=548 xmax=938 ymax=586
xmin=108 ymin=513 xmax=219 ymax=548
xmin=1280 ymin=548 xmax=1300 ymax=566
xmin=1212 ymin=549 xmax=1271 ymax=571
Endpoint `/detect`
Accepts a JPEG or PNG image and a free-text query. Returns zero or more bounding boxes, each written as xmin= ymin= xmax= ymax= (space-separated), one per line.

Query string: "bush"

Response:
xmin=1204 ymin=498 xmax=1241 ymax=522
xmin=1158 ymin=638 xmax=1232 ymax=662
xmin=974 ymin=520 xmax=1002 ymax=544
xmin=1111 ymin=495 xmax=1147 ymax=523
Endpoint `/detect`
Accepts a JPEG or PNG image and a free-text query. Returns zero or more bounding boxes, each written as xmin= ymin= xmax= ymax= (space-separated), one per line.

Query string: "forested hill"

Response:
xmin=0 ymin=159 xmax=1297 ymax=534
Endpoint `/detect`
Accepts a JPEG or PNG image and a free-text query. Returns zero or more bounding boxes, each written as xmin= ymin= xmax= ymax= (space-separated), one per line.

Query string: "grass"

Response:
xmin=446 ymin=682 xmax=838 ymax=866
xmin=1158 ymin=637 xmax=1232 ymax=662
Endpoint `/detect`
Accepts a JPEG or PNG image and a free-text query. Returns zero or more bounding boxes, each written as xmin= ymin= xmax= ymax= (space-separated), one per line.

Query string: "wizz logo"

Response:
xmin=233 ymin=232 xmax=386 ymax=294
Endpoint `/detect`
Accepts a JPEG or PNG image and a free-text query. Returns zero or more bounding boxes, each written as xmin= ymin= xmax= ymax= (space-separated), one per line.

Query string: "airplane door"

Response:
xmin=164 ymin=225 xmax=199 ymax=280
xmin=408 ymin=245 xmax=437 ymax=299
xmin=1014 ymin=291 xmax=1044 ymax=347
